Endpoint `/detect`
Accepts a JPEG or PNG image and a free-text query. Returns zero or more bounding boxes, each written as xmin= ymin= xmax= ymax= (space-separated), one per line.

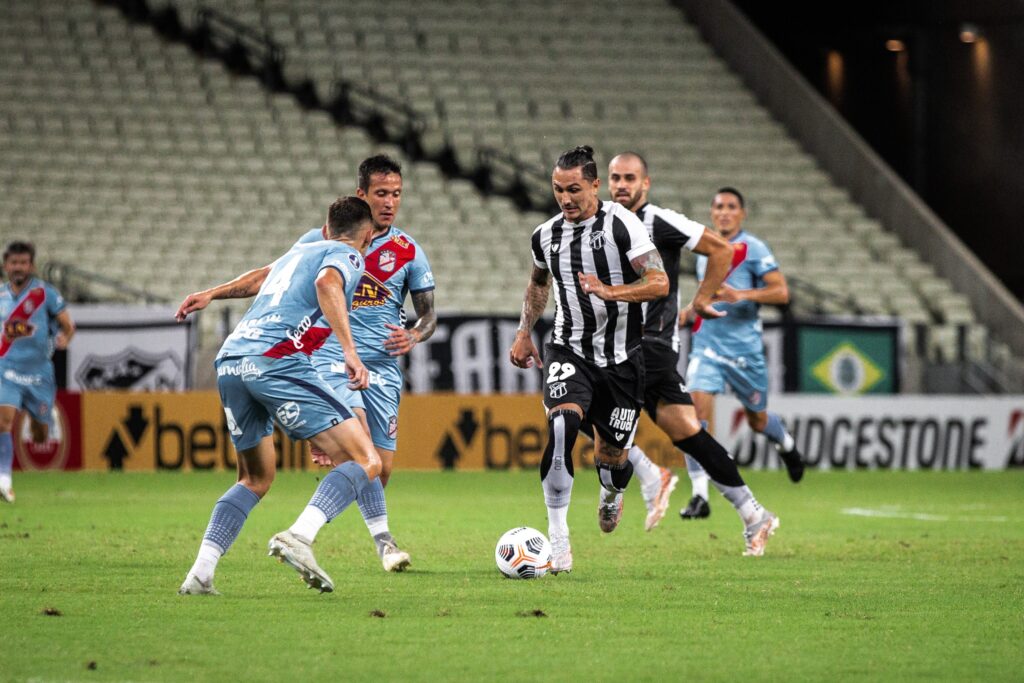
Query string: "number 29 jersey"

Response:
xmin=217 ymin=240 xmax=364 ymax=361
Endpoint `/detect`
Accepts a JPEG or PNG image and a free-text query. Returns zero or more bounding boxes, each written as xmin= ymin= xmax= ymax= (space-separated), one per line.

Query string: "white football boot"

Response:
xmin=598 ymin=490 xmax=624 ymax=533
xmin=743 ymin=510 xmax=780 ymax=557
xmin=268 ymin=530 xmax=334 ymax=592
xmin=0 ymin=484 xmax=14 ymax=504
xmin=379 ymin=539 xmax=411 ymax=572
xmin=178 ymin=573 xmax=220 ymax=596
xmin=549 ymin=531 xmax=573 ymax=574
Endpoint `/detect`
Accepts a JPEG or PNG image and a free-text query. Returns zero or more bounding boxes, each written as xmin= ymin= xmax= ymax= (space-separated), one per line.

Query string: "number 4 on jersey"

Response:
xmin=261 ymin=255 xmax=302 ymax=307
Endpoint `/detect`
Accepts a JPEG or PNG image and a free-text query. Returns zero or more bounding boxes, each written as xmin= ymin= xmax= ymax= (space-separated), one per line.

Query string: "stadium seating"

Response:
xmin=0 ymin=0 xmax=1015 ymax=373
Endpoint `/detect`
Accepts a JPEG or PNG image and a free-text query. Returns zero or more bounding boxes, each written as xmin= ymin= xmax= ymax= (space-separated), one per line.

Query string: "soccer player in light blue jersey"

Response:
xmin=177 ymin=197 xmax=382 ymax=595
xmin=0 ymin=241 xmax=76 ymax=503
xmin=176 ymin=155 xmax=436 ymax=572
xmin=680 ymin=187 xmax=805 ymax=519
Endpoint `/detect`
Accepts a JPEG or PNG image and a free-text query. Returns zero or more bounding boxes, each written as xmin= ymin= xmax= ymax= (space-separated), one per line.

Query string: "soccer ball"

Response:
xmin=495 ymin=527 xmax=551 ymax=579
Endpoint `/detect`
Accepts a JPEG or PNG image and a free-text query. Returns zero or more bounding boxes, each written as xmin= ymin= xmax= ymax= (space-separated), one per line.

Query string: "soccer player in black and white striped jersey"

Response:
xmin=510 ymin=146 xmax=720 ymax=572
xmin=605 ymin=152 xmax=781 ymax=555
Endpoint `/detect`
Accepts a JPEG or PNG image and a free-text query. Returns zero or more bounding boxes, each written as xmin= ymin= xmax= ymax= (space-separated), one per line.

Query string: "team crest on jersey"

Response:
xmin=378 ymin=250 xmax=396 ymax=273
xmin=23 ymin=300 xmax=35 ymax=315
xmin=588 ymin=230 xmax=605 ymax=251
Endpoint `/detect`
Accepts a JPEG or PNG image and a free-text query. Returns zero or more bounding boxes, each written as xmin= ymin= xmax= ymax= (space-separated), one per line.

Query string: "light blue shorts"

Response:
xmin=215 ymin=355 xmax=355 ymax=452
xmin=314 ymin=358 xmax=402 ymax=452
xmin=686 ymin=345 xmax=769 ymax=412
xmin=0 ymin=364 xmax=56 ymax=425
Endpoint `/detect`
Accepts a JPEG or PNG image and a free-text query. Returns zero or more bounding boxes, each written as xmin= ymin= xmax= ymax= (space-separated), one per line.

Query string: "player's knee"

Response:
xmin=0 ymin=414 xmax=14 ymax=433
xmin=593 ymin=444 xmax=626 ymax=468
xmin=747 ymin=411 xmax=768 ymax=432
xmin=378 ymin=458 xmax=392 ymax=486
xmin=364 ymin=457 xmax=382 ymax=481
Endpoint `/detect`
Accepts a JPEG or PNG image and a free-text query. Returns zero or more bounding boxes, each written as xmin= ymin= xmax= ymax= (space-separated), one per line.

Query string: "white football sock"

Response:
xmin=547 ymin=505 xmax=569 ymax=539
xmin=628 ymin=445 xmax=662 ymax=496
xmin=289 ymin=506 xmax=327 ymax=544
xmin=189 ymin=540 xmax=223 ymax=582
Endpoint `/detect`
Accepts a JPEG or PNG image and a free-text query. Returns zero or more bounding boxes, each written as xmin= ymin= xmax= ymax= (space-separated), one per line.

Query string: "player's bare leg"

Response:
xmin=659 ymin=400 xmax=779 ymax=555
xmin=272 ymin=418 xmax=381 ymax=592
xmin=180 ymin=436 xmax=277 ymax=595
xmin=0 ymin=405 xmax=18 ymax=503
xmin=29 ymin=418 xmax=48 ymax=444
xmin=542 ymin=403 xmax=582 ymax=574
xmin=594 ymin=434 xmax=631 ymax=534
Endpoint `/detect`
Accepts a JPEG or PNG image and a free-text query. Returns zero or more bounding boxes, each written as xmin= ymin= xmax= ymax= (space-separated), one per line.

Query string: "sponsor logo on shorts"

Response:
xmin=749 ymin=391 xmax=763 ymax=406
xmin=609 ymin=407 xmax=637 ymax=432
xmin=549 ymin=381 xmax=567 ymax=399
xmin=388 ymin=415 xmax=398 ymax=439
xmin=275 ymin=401 xmax=302 ymax=428
xmin=217 ymin=359 xmax=263 ymax=382
xmin=3 ymin=368 xmax=43 ymax=385
xmin=223 ymin=407 xmax=243 ymax=436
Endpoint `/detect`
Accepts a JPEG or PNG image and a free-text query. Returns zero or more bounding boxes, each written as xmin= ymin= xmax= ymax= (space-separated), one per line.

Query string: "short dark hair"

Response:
xmin=327 ymin=196 xmax=373 ymax=237
xmin=613 ymin=151 xmax=648 ymax=176
xmin=3 ymin=241 xmax=35 ymax=263
xmin=715 ymin=186 xmax=745 ymax=208
xmin=357 ymin=154 xmax=402 ymax=191
xmin=555 ymin=145 xmax=598 ymax=181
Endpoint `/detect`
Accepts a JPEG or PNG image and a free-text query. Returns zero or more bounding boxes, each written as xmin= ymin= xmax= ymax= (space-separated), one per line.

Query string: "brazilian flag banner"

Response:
xmin=797 ymin=323 xmax=899 ymax=394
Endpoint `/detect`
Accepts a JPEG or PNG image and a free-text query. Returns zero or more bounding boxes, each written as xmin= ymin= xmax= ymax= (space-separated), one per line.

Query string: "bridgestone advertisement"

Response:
xmin=714 ymin=395 xmax=1024 ymax=471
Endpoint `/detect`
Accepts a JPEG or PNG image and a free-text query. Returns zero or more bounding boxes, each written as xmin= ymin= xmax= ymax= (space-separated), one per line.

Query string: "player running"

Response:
xmin=680 ymin=187 xmax=804 ymax=519
xmin=602 ymin=154 xmax=782 ymax=553
xmin=176 ymin=155 xmax=435 ymax=572
xmin=0 ymin=241 xmax=75 ymax=503
xmin=178 ymin=197 xmax=381 ymax=595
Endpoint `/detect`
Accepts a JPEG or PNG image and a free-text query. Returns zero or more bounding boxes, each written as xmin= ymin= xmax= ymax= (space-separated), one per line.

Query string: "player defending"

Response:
xmin=176 ymin=155 xmax=435 ymax=572
xmin=512 ymin=145 xmax=697 ymax=572
xmin=680 ymin=187 xmax=804 ymax=519
xmin=0 ymin=242 xmax=75 ymax=502
xmin=603 ymin=154 xmax=781 ymax=554
xmin=178 ymin=197 xmax=381 ymax=595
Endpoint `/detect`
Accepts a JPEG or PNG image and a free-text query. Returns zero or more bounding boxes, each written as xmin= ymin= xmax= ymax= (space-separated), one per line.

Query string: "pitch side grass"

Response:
xmin=1 ymin=469 xmax=1021 ymax=681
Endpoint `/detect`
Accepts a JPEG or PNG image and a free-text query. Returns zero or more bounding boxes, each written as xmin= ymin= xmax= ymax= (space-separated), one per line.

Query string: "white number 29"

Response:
xmin=547 ymin=362 xmax=576 ymax=383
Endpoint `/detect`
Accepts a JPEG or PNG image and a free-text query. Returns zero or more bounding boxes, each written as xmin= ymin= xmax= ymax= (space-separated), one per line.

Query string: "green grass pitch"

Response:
xmin=1 ymin=469 xmax=1022 ymax=681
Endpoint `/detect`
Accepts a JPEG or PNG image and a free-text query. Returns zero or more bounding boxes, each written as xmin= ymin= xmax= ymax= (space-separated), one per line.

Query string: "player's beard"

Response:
xmin=614 ymin=189 xmax=643 ymax=211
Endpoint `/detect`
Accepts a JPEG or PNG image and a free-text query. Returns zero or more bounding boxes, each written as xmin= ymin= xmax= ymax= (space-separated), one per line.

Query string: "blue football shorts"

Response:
xmin=215 ymin=354 xmax=355 ymax=452
xmin=685 ymin=345 xmax=769 ymax=412
xmin=314 ymin=358 xmax=402 ymax=452
xmin=0 ymin=364 xmax=56 ymax=425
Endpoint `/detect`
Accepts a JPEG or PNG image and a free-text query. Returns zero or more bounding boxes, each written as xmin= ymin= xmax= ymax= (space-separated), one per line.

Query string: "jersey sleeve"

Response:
xmin=531 ymin=227 xmax=547 ymax=269
xmin=748 ymin=239 xmax=780 ymax=278
xmin=294 ymin=227 xmax=324 ymax=247
xmin=45 ymin=283 xmax=67 ymax=316
xmin=655 ymin=209 xmax=705 ymax=252
xmin=616 ymin=209 xmax=658 ymax=261
xmin=319 ymin=245 xmax=360 ymax=289
xmin=407 ymin=242 xmax=435 ymax=293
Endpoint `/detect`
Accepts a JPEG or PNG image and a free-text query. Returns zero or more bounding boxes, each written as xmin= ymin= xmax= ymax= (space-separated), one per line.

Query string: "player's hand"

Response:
xmin=712 ymin=285 xmax=742 ymax=304
xmin=53 ymin=332 xmax=70 ymax=350
xmin=383 ymin=323 xmax=420 ymax=357
xmin=175 ymin=291 xmax=213 ymax=321
xmin=691 ymin=294 xmax=727 ymax=320
xmin=577 ymin=272 xmax=610 ymax=300
xmin=346 ymin=354 xmax=370 ymax=390
xmin=510 ymin=331 xmax=542 ymax=369
xmin=678 ymin=305 xmax=694 ymax=328
xmin=309 ymin=445 xmax=334 ymax=467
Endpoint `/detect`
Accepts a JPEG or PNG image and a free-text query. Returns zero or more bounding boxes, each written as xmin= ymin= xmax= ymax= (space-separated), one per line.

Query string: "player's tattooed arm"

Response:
xmin=175 ymin=265 xmax=272 ymax=321
xmin=510 ymin=266 xmax=550 ymax=369
xmin=577 ymin=248 xmax=669 ymax=303
xmin=384 ymin=290 xmax=437 ymax=356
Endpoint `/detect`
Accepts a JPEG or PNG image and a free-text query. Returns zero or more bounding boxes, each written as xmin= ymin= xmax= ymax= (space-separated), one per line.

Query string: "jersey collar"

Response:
xmin=3 ymin=276 xmax=39 ymax=300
